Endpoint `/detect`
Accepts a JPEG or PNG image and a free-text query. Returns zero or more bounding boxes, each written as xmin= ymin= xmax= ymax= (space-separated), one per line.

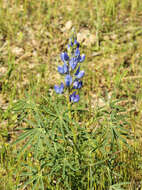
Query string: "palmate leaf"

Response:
xmin=20 ymin=165 xmax=45 ymax=190
xmin=17 ymin=135 xmax=34 ymax=157
xmin=20 ymin=172 xmax=33 ymax=176
xmin=34 ymin=134 xmax=42 ymax=159
xmin=32 ymin=178 xmax=39 ymax=190
xmin=23 ymin=118 xmax=37 ymax=128
xmin=12 ymin=128 xmax=36 ymax=145
xmin=12 ymin=127 xmax=45 ymax=158
xmin=31 ymin=176 xmax=44 ymax=190
xmin=41 ymin=106 xmax=57 ymax=118
xmin=39 ymin=177 xmax=44 ymax=190
xmin=21 ymin=176 xmax=38 ymax=190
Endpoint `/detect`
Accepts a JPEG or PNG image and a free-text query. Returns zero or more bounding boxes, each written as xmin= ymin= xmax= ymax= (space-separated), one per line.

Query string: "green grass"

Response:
xmin=0 ymin=0 xmax=142 ymax=189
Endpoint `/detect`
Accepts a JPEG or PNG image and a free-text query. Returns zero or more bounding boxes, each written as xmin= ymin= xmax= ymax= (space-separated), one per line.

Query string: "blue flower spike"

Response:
xmin=54 ymin=83 xmax=64 ymax=94
xmin=70 ymin=91 xmax=80 ymax=103
xmin=54 ymin=32 xmax=85 ymax=103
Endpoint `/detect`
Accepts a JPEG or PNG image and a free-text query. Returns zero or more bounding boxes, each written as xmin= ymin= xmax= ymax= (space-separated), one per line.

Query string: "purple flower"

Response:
xmin=54 ymin=34 xmax=85 ymax=103
xmin=70 ymin=91 xmax=80 ymax=103
xmin=75 ymin=48 xmax=80 ymax=57
xmin=73 ymin=80 xmax=82 ymax=89
xmin=65 ymin=75 xmax=72 ymax=87
xmin=58 ymin=63 xmax=68 ymax=74
xmin=75 ymin=66 xmax=85 ymax=79
xmin=74 ymin=48 xmax=85 ymax=63
xmin=74 ymin=39 xmax=80 ymax=48
xmin=54 ymin=83 xmax=64 ymax=94
xmin=69 ymin=57 xmax=78 ymax=70
xmin=79 ymin=54 xmax=85 ymax=63
xmin=60 ymin=52 xmax=69 ymax=63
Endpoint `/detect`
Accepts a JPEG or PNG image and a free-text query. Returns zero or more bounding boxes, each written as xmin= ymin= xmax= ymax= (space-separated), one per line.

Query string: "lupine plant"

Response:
xmin=54 ymin=33 xmax=85 ymax=103
xmin=12 ymin=32 xmax=131 ymax=190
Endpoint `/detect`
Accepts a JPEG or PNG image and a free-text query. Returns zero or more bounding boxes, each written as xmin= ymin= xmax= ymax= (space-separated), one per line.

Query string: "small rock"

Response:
xmin=0 ymin=67 xmax=7 ymax=75
xmin=77 ymin=29 xmax=96 ymax=47
xmin=61 ymin=21 xmax=72 ymax=32
xmin=11 ymin=47 xmax=24 ymax=57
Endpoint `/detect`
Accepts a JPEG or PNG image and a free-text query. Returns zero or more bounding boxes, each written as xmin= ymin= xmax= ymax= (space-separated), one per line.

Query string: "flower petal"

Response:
xmin=60 ymin=52 xmax=69 ymax=63
xmin=54 ymin=85 xmax=59 ymax=93
xmin=70 ymin=91 xmax=76 ymax=102
xmin=58 ymin=63 xmax=68 ymax=74
xmin=63 ymin=63 xmax=68 ymax=73
xmin=70 ymin=91 xmax=80 ymax=103
xmin=54 ymin=83 xmax=64 ymax=94
xmin=69 ymin=58 xmax=78 ymax=70
xmin=79 ymin=54 xmax=85 ymax=62
xmin=58 ymin=65 xmax=64 ymax=74
xmin=75 ymin=48 xmax=80 ymax=57
xmin=73 ymin=94 xmax=80 ymax=102
xmin=60 ymin=83 xmax=64 ymax=92
xmin=73 ymin=80 xmax=82 ymax=89
xmin=75 ymin=70 xmax=85 ymax=79
xmin=65 ymin=75 xmax=72 ymax=87
xmin=74 ymin=39 xmax=80 ymax=48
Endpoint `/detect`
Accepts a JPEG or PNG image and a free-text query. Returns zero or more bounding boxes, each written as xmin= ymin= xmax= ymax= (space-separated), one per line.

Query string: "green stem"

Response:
xmin=67 ymin=89 xmax=76 ymax=144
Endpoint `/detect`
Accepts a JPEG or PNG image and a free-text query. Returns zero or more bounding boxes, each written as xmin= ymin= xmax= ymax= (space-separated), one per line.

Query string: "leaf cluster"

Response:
xmin=12 ymin=93 xmax=132 ymax=190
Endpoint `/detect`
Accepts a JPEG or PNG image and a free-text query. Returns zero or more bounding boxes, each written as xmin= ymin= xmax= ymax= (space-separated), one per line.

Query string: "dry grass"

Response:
xmin=0 ymin=0 xmax=142 ymax=189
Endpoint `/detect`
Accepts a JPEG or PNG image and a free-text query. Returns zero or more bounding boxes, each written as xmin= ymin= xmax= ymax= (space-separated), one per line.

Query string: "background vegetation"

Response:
xmin=0 ymin=0 xmax=142 ymax=189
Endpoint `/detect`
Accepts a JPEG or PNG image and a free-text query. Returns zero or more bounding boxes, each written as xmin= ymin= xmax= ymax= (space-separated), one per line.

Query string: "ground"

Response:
xmin=0 ymin=0 xmax=142 ymax=189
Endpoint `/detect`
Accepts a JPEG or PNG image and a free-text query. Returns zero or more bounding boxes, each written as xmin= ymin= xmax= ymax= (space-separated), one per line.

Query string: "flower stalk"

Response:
xmin=54 ymin=30 xmax=85 ymax=144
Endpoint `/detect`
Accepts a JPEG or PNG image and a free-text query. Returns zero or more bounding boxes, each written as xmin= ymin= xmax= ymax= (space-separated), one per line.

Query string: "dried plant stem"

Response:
xmin=123 ymin=76 xmax=142 ymax=81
